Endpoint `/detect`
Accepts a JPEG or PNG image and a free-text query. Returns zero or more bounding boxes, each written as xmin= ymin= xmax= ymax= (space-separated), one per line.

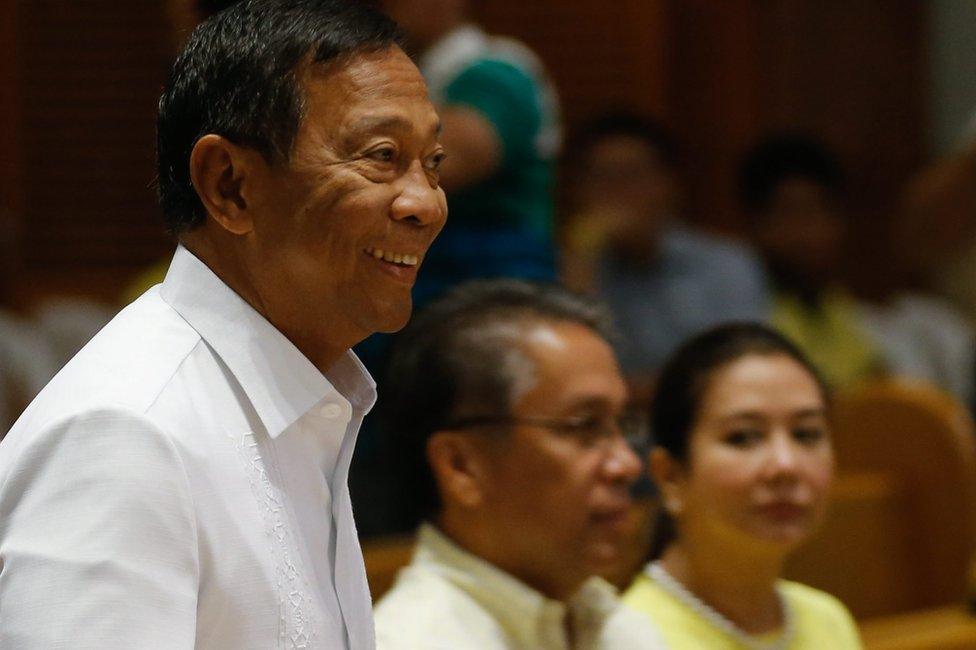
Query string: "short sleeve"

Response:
xmin=442 ymin=59 xmax=542 ymax=166
xmin=0 ymin=408 xmax=199 ymax=649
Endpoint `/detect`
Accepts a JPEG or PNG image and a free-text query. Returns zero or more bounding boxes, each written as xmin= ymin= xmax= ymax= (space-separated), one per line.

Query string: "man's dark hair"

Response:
xmin=566 ymin=110 xmax=678 ymax=170
xmin=738 ymin=133 xmax=845 ymax=214
xmin=157 ymin=0 xmax=402 ymax=233
xmin=381 ymin=278 xmax=617 ymax=527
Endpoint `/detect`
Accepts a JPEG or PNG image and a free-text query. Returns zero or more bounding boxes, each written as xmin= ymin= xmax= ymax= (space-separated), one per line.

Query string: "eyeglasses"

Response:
xmin=444 ymin=410 xmax=650 ymax=450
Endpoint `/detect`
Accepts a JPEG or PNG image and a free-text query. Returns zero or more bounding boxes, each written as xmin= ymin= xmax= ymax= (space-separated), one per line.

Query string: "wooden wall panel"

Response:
xmin=668 ymin=0 xmax=924 ymax=241
xmin=17 ymin=0 xmax=173 ymax=303
xmin=667 ymin=0 xmax=764 ymax=235
xmin=1 ymin=2 xmax=22 ymax=305
xmin=476 ymin=0 xmax=670 ymax=130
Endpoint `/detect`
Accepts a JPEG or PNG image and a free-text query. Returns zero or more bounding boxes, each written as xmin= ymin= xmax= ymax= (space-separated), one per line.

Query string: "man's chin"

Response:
xmin=371 ymin=298 xmax=414 ymax=334
xmin=583 ymin=539 xmax=625 ymax=569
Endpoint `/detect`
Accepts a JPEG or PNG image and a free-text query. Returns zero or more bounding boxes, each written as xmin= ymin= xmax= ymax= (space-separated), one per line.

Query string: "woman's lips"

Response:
xmin=756 ymin=501 xmax=809 ymax=521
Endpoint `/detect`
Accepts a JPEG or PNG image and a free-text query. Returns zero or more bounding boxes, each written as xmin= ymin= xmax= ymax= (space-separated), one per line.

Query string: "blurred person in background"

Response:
xmin=378 ymin=0 xmax=561 ymax=303
xmin=625 ymin=323 xmax=862 ymax=649
xmin=0 ymin=1 xmax=446 ymax=647
xmin=739 ymin=134 xmax=883 ymax=390
xmin=879 ymin=133 xmax=976 ymax=408
xmin=895 ymin=110 xmax=976 ymax=329
xmin=374 ymin=279 xmax=665 ymax=649
xmin=562 ymin=112 xmax=767 ymax=404
xmin=742 ymin=133 xmax=975 ymax=402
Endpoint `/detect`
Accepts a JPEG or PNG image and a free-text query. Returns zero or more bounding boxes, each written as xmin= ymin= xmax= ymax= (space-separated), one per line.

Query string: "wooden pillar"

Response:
xmin=0 ymin=2 xmax=23 ymax=305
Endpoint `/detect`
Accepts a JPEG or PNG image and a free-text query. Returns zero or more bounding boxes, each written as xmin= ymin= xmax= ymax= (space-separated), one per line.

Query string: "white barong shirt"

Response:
xmin=0 ymin=246 xmax=377 ymax=649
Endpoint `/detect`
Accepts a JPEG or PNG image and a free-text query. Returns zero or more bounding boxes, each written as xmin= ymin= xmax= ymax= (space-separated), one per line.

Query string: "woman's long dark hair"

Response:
xmin=647 ymin=322 xmax=829 ymax=560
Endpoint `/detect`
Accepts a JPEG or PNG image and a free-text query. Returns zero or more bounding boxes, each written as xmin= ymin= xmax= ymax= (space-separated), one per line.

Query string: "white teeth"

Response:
xmin=365 ymin=247 xmax=419 ymax=266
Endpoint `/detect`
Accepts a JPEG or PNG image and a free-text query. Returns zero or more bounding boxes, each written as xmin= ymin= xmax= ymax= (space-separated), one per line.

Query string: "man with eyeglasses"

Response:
xmin=373 ymin=279 xmax=665 ymax=649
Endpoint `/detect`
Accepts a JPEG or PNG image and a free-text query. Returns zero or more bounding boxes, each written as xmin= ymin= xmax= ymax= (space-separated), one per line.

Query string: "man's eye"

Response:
xmin=563 ymin=416 xmax=608 ymax=445
xmin=425 ymin=151 xmax=447 ymax=172
xmin=367 ymin=147 xmax=396 ymax=163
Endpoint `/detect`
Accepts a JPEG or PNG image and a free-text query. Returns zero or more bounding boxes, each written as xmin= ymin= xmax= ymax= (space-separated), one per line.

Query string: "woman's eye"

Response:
xmin=793 ymin=426 xmax=826 ymax=444
xmin=725 ymin=430 xmax=762 ymax=447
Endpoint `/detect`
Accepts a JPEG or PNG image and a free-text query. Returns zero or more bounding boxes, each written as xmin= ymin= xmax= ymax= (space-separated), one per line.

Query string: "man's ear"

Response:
xmin=426 ymin=431 xmax=491 ymax=510
xmin=650 ymin=447 xmax=686 ymax=516
xmin=188 ymin=134 xmax=263 ymax=235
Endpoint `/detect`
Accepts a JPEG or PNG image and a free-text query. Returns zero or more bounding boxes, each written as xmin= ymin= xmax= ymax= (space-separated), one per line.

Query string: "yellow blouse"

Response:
xmin=623 ymin=573 xmax=862 ymax=649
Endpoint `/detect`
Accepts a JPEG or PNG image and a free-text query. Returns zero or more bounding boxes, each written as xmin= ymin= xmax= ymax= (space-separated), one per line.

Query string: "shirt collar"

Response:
xmin=414 ymin=523 xmax=620 ymax=646
xmin=160 ymin=245 xmax=376 ymax=438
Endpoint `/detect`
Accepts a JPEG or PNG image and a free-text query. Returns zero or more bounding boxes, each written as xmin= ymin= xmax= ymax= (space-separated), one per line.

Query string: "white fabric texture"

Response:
xmin=857 ymin=292 xmax=975 ymax=404
xmin=374 ymin=524 xmax=666 ymax=650
xmin=0 ymin=246 xmax=377 ymax=649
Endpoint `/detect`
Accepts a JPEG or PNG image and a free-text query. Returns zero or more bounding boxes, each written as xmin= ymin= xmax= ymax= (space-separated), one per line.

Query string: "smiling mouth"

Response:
xmin=365 ymin=247 xmax=419 ymax=266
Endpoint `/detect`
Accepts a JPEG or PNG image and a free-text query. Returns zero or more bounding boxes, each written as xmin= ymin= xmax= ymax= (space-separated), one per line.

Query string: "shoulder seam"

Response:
xmin=142 ymin=337 xmax=208 ymax=415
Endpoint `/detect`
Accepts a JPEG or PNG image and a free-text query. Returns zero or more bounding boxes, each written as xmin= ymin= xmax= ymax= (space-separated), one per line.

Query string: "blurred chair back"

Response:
xmin=787 ymin=379 xmax=976 ymax=617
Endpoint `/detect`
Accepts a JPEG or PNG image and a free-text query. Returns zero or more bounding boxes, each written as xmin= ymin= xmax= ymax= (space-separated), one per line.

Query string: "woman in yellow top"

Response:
xmin=623 ymin=323 xmax=862 ymax=649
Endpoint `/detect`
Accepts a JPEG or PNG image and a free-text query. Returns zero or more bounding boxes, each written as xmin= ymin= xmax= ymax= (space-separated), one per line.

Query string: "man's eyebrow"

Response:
xmin=347 ymin=115 xmax=442 ymax=137
xmin=564 ymin=396 xmax=616 ymax=413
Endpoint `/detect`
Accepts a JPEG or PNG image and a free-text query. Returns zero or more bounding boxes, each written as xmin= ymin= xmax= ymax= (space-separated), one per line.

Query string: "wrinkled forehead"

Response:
xmin=302 ymin=46 xmax=429 ymax=106
xmin=298 ymin=46 xmax=438 ymax=138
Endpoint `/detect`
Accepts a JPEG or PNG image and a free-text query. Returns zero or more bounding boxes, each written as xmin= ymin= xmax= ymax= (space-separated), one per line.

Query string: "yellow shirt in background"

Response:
xmin=121 ymin=257 xmax=171 ymax=306
xmin=771 ymin=288 xmax=882 ymax=390
xmin=623 ymin=573 xmax=862 ymax=649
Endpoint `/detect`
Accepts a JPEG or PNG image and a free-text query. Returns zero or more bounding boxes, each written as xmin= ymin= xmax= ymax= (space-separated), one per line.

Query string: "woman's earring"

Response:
xmin=665 ymin=496 xmax=683 ymax=515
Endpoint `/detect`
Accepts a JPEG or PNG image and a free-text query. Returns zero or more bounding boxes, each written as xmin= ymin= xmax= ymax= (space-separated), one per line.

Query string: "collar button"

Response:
xmin=319 ymin=403 xmax=344 ymax=419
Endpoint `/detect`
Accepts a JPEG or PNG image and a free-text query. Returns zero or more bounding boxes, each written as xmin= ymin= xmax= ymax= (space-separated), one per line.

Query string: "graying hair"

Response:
xmin=382 ymin=278 xmax=618 ymax=522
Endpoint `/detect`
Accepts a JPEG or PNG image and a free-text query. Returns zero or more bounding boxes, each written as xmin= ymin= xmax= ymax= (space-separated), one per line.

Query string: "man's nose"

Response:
xmin=603 ymin=434 xmax=643 ymax=485
xmin=390 ymin=161 xmax=447 ymax=227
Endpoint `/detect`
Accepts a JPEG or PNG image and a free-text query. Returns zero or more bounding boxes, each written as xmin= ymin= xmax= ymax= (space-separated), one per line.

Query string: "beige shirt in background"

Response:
xmin=374 ymin=523 xmax=666 ymax=650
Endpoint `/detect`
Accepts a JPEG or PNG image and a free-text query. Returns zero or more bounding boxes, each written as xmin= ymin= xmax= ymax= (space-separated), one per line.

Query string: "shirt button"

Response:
xmin=319 ymin=403 xmax=343 ymax=419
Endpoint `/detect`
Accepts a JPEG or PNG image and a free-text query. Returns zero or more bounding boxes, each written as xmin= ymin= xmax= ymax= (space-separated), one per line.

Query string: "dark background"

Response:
xmin=0 ymin=1 xmax=936 ymax=307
